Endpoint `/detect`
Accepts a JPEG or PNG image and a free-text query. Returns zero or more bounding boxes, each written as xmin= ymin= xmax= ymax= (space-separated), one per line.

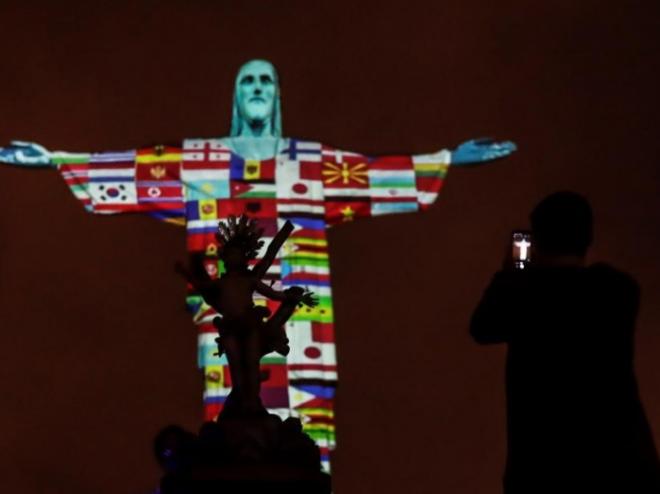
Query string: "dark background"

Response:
xmin=0 ymin=1 xmax=658 ymax=492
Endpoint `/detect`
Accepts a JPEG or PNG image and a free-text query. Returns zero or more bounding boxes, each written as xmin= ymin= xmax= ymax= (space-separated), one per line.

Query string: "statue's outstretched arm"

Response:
xmin=252 ymin=220 xmax=294 ymax=279
xmin=320 ymin=136 xmax=516 ymax=225
xmin=1 ymin=140 xmax=186 ymax=223
xmin=255 ymin=280 xmax=287 ymax=302
xmin=255 ymin=281 xmax=319 ymax=308
xmin=0 ymin=140 xmax=91 ymax=166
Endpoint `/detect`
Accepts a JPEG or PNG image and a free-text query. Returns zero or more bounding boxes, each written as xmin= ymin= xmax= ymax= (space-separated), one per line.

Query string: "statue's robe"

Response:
xmin=54 ymin=138 xmax=450 ymax=471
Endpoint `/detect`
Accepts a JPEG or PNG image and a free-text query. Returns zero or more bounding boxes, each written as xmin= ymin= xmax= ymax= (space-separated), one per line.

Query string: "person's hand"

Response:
xmin=0 ymin=141 xmax=52 ymax=166
xmin=451 ymin=138 xmax=517 ymax=166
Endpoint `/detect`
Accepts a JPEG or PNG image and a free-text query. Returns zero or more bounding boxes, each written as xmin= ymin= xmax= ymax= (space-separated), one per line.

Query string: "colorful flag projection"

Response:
xmin=55 ymin=138 xmax=450 ymax=472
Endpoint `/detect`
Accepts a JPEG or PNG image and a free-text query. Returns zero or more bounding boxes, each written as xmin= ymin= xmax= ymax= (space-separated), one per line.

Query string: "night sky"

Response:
xmin=0 ymin=1 xmax=658 ymax=492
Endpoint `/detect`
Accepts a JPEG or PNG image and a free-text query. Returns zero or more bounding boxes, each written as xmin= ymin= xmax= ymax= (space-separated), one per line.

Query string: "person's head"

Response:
xmin=530 ymin=191 xmax=593 ymax=259
xmin=230 ymin=59 xmax=282 ymax=137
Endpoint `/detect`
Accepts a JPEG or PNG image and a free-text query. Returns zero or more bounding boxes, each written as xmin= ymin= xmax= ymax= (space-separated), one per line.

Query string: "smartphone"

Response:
xmin=512 ymin=231 xmax=532 ymax=270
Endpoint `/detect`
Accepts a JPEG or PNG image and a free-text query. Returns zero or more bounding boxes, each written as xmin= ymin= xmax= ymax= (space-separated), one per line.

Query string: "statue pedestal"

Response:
xmin=157 ymin=413 xmax=331 ymax=494
xmin=162 ymin=466 xmax=331 ymax=494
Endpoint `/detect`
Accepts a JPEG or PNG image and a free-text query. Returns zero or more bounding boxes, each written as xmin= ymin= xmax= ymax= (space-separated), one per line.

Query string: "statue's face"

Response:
xmin=221 ymin=245 xmax=248 ymax=271
xmin=235 ymin=60 xmax=277 ymax=123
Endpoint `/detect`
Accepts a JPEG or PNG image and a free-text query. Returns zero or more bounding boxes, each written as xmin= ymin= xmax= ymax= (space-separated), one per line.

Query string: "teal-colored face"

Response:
xmin=236 ymin=60 xmax=277 ymax=124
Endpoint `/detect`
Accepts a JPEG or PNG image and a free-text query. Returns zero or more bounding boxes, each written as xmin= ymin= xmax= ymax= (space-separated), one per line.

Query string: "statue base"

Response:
xmin=157 ymin=413 xmax=331 ymax=494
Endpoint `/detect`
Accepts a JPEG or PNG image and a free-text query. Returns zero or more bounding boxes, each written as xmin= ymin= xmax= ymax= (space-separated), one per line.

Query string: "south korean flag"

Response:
xmin=89 ymin=182 xmax=137 ymax=205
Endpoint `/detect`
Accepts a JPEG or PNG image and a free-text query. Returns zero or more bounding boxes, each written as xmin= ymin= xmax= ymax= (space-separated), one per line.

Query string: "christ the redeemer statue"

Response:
xmin=0 ymin=59 xmax=516 ymax=472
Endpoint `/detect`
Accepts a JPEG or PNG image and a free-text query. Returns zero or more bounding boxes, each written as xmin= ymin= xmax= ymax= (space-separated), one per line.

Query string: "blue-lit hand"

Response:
xmin=0 ymin=141 xmax=52 ymax=166
xmin=451 ymin=138 xmax=517 ymax=166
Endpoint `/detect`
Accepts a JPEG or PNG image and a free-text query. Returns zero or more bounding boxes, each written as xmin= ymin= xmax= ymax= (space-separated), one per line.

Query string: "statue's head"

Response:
xmin=216 ymin=215 xmax=264 ymax=271
xmin=230 ymin=59 xmax=282 ymax=137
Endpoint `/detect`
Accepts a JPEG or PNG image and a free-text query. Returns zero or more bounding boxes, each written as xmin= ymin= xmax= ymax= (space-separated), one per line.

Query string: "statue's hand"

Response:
xmin=0 ymin=141 xmax=52 ymax=166
xmin=300 ymin=291 xmax=319 ymax=308
xmin=451 ymin=138 xmax=517 ymax=166
xmin=286 ymin=287 xmax=318 ymax=308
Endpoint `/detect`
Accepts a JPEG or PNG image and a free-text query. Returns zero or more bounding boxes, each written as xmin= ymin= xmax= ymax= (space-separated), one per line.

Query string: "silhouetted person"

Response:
xmin=471 ymin=191 xmax=660 ymax=493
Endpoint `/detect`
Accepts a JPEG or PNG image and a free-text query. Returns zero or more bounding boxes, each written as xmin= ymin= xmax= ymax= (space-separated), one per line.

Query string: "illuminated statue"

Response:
xmin=0 ymin=59 xmax=516 ymax=472
xmin=177 ymin=215 xmax=318 ymax=417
